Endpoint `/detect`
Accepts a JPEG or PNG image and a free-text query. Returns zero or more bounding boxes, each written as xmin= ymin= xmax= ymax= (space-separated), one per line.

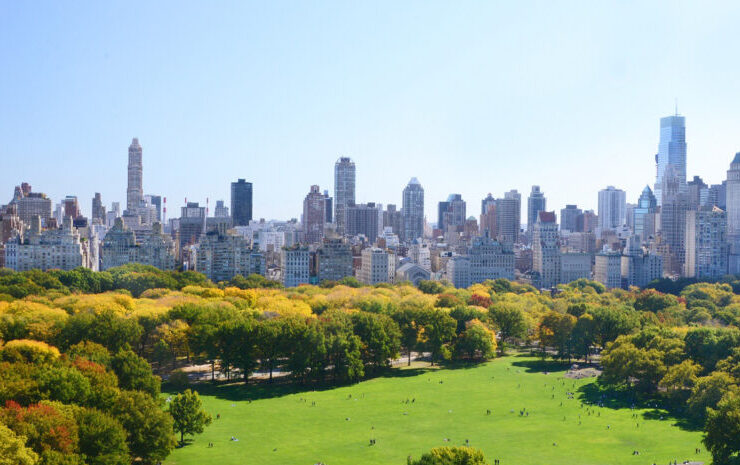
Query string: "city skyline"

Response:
xmin=2 ymin=2 xmax=740 ymax=220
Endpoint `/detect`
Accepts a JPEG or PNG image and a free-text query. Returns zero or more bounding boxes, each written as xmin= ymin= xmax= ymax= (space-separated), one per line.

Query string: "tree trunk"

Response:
xmin=408 ymin=350 xmax=412 ymax=366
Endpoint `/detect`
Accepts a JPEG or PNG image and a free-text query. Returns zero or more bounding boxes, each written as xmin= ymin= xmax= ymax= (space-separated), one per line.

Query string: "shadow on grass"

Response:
xmin=510 ymin=356 xmax=571 ymax=374
xmin=576 ymin=382 xmax=702 ymax=432
xmin=163 ymin=364 xmax=441 ymax=402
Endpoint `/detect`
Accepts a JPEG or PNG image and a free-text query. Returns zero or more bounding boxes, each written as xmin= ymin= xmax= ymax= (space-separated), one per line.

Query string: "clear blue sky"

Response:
xmin=2 ymin=1 xmax=740 ymax=222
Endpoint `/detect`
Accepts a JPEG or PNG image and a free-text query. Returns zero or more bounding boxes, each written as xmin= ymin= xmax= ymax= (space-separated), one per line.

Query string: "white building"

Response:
xmin=4 ymin=216 xmax=90 ymax=271
xmin=594 ymin=251 xmax=622 ymax=289
xmin=359 ymin=247 xmax=395 ymax=285
xmin=281 ymin=245 xmax=310 ymax=287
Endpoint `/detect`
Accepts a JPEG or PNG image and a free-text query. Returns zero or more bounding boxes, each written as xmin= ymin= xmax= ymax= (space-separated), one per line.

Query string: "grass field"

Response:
xmin=163 ymin=354 xmax=710 ymax=465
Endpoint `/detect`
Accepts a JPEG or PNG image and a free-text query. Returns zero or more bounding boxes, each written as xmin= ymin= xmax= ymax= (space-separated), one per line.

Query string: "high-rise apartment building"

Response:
xmin=9 ymin=184 xmax=52 ymax=226
xmin=346 ymin=203 xmax=381 ymax=242
xmin=727 ymin=153 xmax=740 ymax=274
xmin=316 ymin=237 xmax=353 ymax=282
xmin=334 ymin=157 xmax=356 ymax=233
xmin=214 ymin=200 xmax=229 ymax=218
xmin=4 ymin=217 xmax=90 ymax=271
xmin=446 ymin=255 xmax=472 ymax=289
xmin=323 ymin=190 xmax=333 ymax=223
xmin=687 ymin=176 xmax=709 ymax=210
xmin=359 ymin=247 xmax=395 ymax=285
xmin=231 ymin=179 xmax=253 ymax=226
xmin=63 ymin=196 xmax=81 ymax=219
xmin=126 ymin=138 xmax=143 ymax=215
xmin=437 ymin=194 xmax=466 ymax=232
xmin=178 ymin=202 xmax=206 ymax=250
xmin=92 ymin=193 xmax=105 ymax=224
xmin=402 ymin=178 xmax=424 ymax=243
xmin=527 ymin=186 xmax=546 ymax=233
xmin=302 ymin=185 xmax=326 ymax=244
xmin=282 ymin=245 xmax=311 ymax=287
xmin=560 ymin=205 xmax=581 ymax=233
xmin=196 ymin=230 xmax=265 ymax=283
xmin=621 ymin=238 xmax=663 ymax=287
xmin=595 ymin=251 xmax=623 ymax=289
xmin=496 ymin=190 xmax=521 ymax=244
xmin=101 ymin=219 xmax=177 ymax=271
xmin=684 ymin=206 xmax=728 ymax=279
xmin=654 ymin=115 xmax=687 ymax=205
xmin=532 ymin=211 xmax=560 ymax=288
xmin=481 ymin=193 xmax=496 ymax=216
xmin=468 ymin=236 xmax=515 ymax=283
xmin=597 ymin=186 xmax=626 ymax=232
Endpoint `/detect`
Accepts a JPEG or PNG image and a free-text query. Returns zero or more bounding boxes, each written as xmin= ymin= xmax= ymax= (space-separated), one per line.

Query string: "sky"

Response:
xmin=2 ymin=1 xmax=740 ymax=224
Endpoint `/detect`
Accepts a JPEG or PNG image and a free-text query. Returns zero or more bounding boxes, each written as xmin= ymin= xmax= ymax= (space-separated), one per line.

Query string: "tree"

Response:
xmin=571 ymin=313 xmax=596 ymax=362
xmin=253 ymin=318 xmax=283 ymax=381
xmin=393 ymin=308 xmax=425 ymax=366
xmin=703 ymin=393 xmax=740 ymax=465
xmin=407 ymin=446 xmax=489 ymax=465
xmin=454 ymin=320 xmax=496 ymax=361
xmin=489 ymin=304 xmax=527 ymax=354
xmin=422 ymin=310 xmax=457 ymax=365
xmin=111 ymin=348 xmax=160 ymax=398
xmin=688 ymin=371 xmax=740 ymax=422
xmin=351 ymin=312 xmax=401 ymax=371
xmin=0 ymin=422 xmax=39 ymax=465
xmin=111 ymin=390 xmax=176 ymax=464
xmin=538 ymin=311 xmax=576 ymax=361
xmin=169 ymin=389 xmax=212 ymax=444
xmin=59 ymin=310 xmax=143 ymax=353
xmin=659 ymin=360 xmax=700 ymax=403
xmin=215 ymin=318 xmax=257 ymax=381
xmin=75 ymin=408 xmax=129 ymax=465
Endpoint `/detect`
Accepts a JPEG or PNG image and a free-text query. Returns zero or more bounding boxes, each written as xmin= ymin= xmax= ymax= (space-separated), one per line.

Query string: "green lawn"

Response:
xmin=163 ymin=354 xmax=710 ymax=465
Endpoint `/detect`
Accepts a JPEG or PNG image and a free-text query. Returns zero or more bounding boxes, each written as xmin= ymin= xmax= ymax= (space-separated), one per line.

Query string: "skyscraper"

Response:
xmin=684 ymin=206 xmax=728 ymax=279
xmin=231 ymin=179 xmax=253 ymax=226
xmin=654 ymin=114 xmax=687 ymax=205
xmin=559 ymin=204 xmax=581 ymax=233
xmin=532 ymin=211 xmax=560 ymax=288
xmin=438 ymin=194 xmax=466 ymax=232
xmin=660 ymin=165 xmax=689 ymax=276
xmin=726 ymin=153 xmax=740 ymax=273
xmin=597 ymin=186 xmax=626 ymax=232
xmin=496 ymin=190 xmax=521 ymax=244
xmin=302 ymin=185 xmax=326 ymax=244
xmin=92 ymin=193 xmax=105 ymax=224
xmin=527 ymin=186 xmax=546 ymax=233
xmin=334 ymin=157 xmax=356 ymax=233
xmin=633 ymin=186 xmax=657 ymax=242
xmin=126 ymin=138 xmax=143 ymax=215
xmin=402 ymin=178 xmax=424 ymax=243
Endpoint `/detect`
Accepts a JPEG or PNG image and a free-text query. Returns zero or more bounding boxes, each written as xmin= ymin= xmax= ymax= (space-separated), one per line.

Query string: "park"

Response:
xmin=163 ymin=353 xmax=710 ymax=465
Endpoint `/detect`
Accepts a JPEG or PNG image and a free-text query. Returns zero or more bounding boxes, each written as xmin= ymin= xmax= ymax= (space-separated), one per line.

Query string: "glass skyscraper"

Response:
xmin=654 ymin=114 xmax=687 ymax=205
xmin=230 ymin=178 xmax=253 ymax=226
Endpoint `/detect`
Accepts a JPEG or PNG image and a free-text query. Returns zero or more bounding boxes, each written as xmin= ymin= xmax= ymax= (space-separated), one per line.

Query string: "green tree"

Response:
xmin=215 ymin=318 xmax=257 ymax=381
xmin=393 ymin=308 xmax=426 ymax=366
xmin=59 ymin=310 xmax=143 ymax=353
xmin=111 ymin=348 xmax=160 ymax=398
xmin=489 ymin=304 xmax=527 ymax=354
xmin=659 ymin=360 xmax=700 ymax=403
xmin=407 ymin=446 xmax=489 ymax=465
xmin=422 ymin=310 xmax=457 ymax=365
xmin=703 ymin=393 xmax=740 ymax=465
xmin=75 ymin=408 xmax=129 ymax=465
xmin=111 ymin=390 xmax=176 ymax=464
xmin=688 ymin=371 xmax=740 ymax=422
xmin=454 ymin=321 xmax=496 ymax=361
xmin=351 ymin=312 xmax=401 ymax=371
xmin=169 ymin=389 xmax=212 ymax=444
